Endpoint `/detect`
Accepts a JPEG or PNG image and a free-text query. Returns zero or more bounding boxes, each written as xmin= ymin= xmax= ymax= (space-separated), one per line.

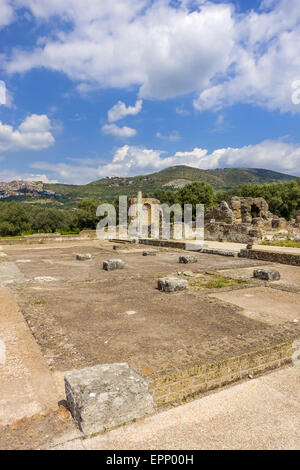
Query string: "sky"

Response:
xmin=0 ymin=0 xmax=300 ymax=185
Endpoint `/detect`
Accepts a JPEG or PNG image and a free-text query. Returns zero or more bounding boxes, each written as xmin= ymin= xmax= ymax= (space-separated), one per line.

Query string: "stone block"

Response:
xmin=113 ymin=245 xmax=126 ymax=250
xmin=103 ymin=259 xmax=125 ymax=271
xmin=143 ymin=251 xmax=157 ymax=256
xmin=65 ymin=363 xmax=154 ymax=434
xmin=253 ymin=269 xmax=281 ymax=281
xmin=76 ymin=253 xmax=92 ymax=261
xmin=158 ymin=277 xmax=188 ymax=292
xmin=179 ymin=255 xmax=198 ymax=264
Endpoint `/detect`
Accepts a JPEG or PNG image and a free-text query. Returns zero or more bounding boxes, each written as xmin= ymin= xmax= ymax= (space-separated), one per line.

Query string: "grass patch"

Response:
xmin=57 ymin=229 xmax=80 ymax=235
xmin=33 ymin=299 xmax=46 ymax=305
xmin=261 ymin=239 xmax=300 ymax=248
xmin=190 ymin=274 xmax=247 ymax=290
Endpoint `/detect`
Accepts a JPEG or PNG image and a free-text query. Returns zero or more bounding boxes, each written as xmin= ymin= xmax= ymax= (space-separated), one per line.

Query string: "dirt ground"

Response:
xmin=3 ymin=242 xmax=275 ymax=376
xmin=1 ymin=240 xmax=300 ymax=449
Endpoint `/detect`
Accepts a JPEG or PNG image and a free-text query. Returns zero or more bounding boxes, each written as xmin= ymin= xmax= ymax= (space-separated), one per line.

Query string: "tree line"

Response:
xmin=0 ymin=199 xmax=100 ymax=237
xmin=0 ymin=179 xmax=299 ymax=237
xmin=153 ymin=179 xmax=300 ymax=220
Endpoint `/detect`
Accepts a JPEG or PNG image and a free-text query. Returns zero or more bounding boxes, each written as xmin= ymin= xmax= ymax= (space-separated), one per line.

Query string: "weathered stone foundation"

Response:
xmin=65 ymin=363 xmax=154 ymax=434
xmin=158 ymin=277 xmax=188 ymax=292
xmin=103 ymin=259 xmax=125 ymax=271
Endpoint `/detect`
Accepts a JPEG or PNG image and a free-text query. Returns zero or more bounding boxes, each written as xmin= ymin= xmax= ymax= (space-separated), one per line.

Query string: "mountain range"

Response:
xmin=0 ymin=166 xmax=296 ymax=206
xmin=44 ymin=166 xmax=296 ymax=203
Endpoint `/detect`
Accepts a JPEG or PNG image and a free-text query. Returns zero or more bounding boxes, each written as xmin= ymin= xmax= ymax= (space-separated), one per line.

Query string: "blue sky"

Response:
xmin=0 ymin=0 xmax=300 ymax=184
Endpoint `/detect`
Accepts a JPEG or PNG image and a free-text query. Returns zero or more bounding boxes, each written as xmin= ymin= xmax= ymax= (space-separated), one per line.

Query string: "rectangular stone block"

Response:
xmin=179 ymin=255 xmax=198 ymax=264
xmin=65 ymin=363 xmax=154 ymax=434
xmin=76 ymin=253 xmax=92 ymax=261
xmin=253 ymin=269 xmax=280 ymax=281
xmin=158 ymin=277 xmax=188 ymax=292
xmin=103 ymin=259 xmax=125 ymax=271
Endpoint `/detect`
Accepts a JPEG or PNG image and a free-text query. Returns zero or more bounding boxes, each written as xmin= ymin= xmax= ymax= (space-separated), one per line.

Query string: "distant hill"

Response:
xmin=43 ymin=165 xmax=296 ymax=203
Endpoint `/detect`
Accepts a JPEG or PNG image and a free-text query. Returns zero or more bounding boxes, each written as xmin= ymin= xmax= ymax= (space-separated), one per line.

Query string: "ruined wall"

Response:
xmin=128 ymin=197 xmax=161 ymax=237
xmin=205 ymin=222 xmax=262 ymax=244
xmin=204 ymin=201 xmax=234 ymax=224
xmin=230 ymin=197 xmax=271 ymax=223
xmin=239 ymin=248 xmax=300 ymax=266
xmin=204 ymin=196 xmax=293 ymax=243
xmin=148 ymin=332 xmax=300 ymax=407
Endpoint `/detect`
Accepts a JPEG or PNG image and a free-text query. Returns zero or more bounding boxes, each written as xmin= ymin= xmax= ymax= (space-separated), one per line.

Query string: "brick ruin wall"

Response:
xmin=146 ymin=329 xmax=300 ymax=407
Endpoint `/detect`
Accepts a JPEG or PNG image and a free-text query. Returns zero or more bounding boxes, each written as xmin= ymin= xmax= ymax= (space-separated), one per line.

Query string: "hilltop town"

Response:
xmin=0 ymin=181 xmax=56 ymax=199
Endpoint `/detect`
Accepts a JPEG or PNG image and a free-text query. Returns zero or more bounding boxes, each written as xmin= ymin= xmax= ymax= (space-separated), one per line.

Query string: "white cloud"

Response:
xmin=101 ymin=123 xmax=137 ymax=138
xmin=194 ymin=0 xmax=300 ymax=112
xmin=5 ymin=1 xmax=235 ymax=100
xmin=0 ymin=114 xmax=55 ymax=152
xmin=30 ymin=139 xmax=300 ymax=184
xmin=108 ymin=99 xmax=143 ymax=122
xmin=30 ymin=161 xmax=105 ymax=185
xmin=156 ymin=130 xmax=181 ymax=142
xmin=5 ymin=0 xmax=299 ymax=113
xmin=175 ymin=106 xmax=189 ymax=117
xmin=0 ymin=169 xmax=58 ymax=183
xmin=0 ymin=0 xmax=14 ymax=28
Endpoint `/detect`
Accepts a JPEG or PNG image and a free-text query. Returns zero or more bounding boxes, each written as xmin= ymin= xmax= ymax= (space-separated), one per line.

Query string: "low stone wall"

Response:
xmin=139 ymin=238 xmax=187 ymax=250
xmin=199 ymin=247 xmax=237 ymax=257
xmin=147 ymin=332 xmax=300 ymax=407
xmin=239 ymin=248 xmax=300 ymax=266
xmin=0 ymin=234 xmax=85 ymax=245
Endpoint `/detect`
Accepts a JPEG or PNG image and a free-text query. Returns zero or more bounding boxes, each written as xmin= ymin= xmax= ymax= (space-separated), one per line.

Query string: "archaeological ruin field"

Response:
xmin=0 ymin=235 xmax=300 ymax=448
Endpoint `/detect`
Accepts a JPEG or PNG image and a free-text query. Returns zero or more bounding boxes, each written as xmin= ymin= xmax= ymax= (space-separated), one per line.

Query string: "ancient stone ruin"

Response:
xmin=128 ymin=191 xmax=161 ymax=238
xmin=65 ymin=363 xmax=154 ymax=434
xmin=158 ymin=277 xmax=188 ymax=292
xmin=204 ymin=197 xmax=299 ymax=244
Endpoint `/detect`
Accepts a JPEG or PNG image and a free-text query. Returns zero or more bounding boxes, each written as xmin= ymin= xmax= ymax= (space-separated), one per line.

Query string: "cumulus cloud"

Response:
xmin=101 ymin=123 xmax=137 ymax=138
xmin=30 ymin=140 xmax=300 ymax=184
xmin=0 ymin=169 xmax=58 ymax=183
xmin=5 ymin=1 xmax=234 ymax=100
xmin=108 ymin=100 xmax=143 ymax=122
xmin=0 ymin=114 xmax=55 ymax=152
xmin=0 ymin=0 xmax=14 ymax=28
xmin=194 ymin=0 xmax=300 ymax=112
xmin=4 ymin=0 xmax=300 ymax=113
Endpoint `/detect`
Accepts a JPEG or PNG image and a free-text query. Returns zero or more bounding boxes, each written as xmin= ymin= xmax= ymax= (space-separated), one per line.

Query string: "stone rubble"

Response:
xmin=76 ymin=253 xmax=92 ymax=261
xmin=158 ymin=277 xmax=188 ymax=292
xmin=253 ymin=269 xmax=281 ymax=281
xmin=179 ymin=255 xmax=198 ymax=264
xmin=143 ymin=251 xmax=157 ymax=256
xmin=103 ymin=259 xmax=125 ymax=271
